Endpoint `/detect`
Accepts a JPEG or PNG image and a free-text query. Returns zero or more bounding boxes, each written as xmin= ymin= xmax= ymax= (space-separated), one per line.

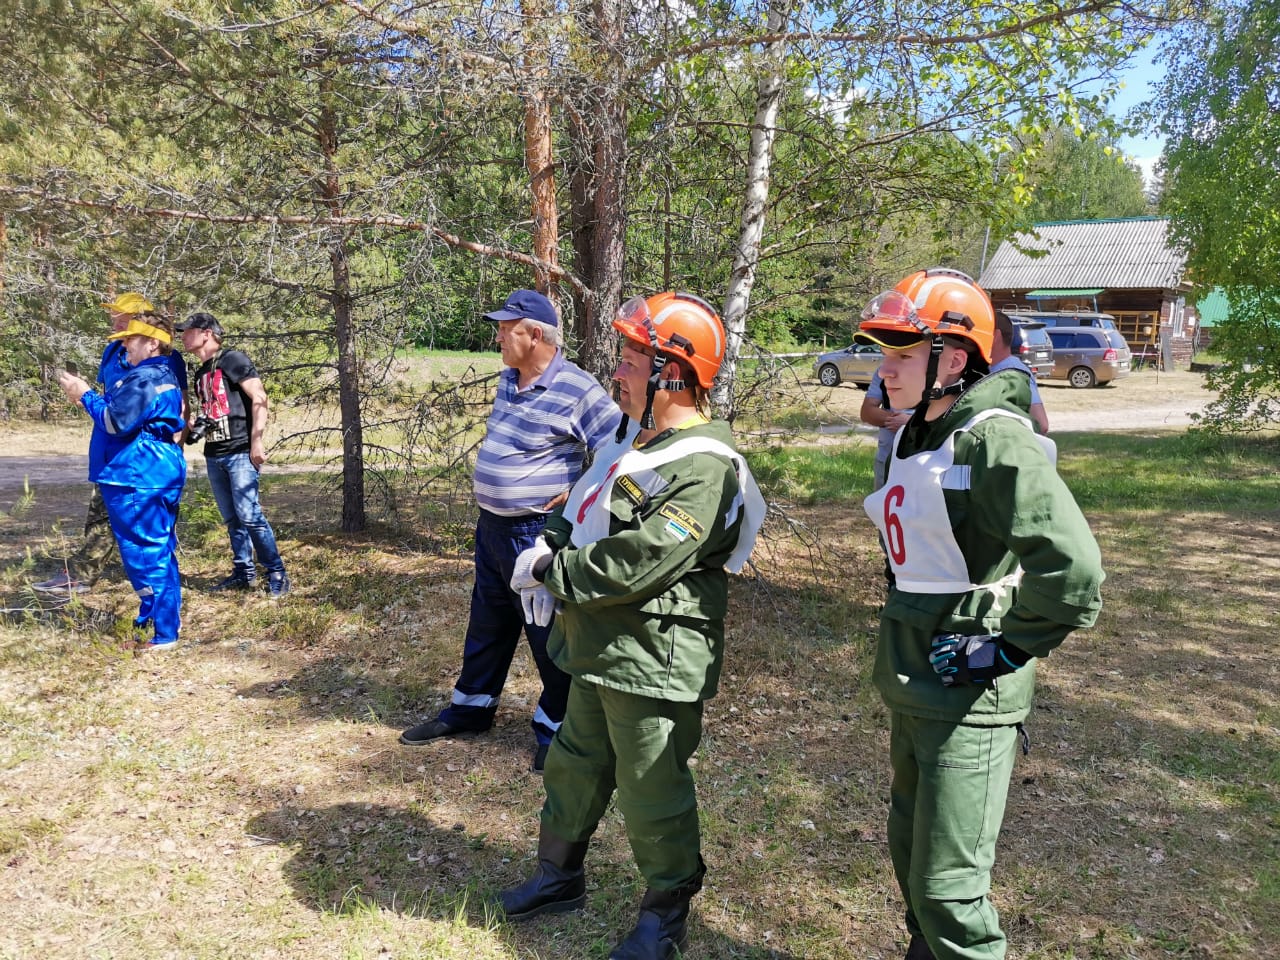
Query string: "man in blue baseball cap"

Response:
xmin=399 ymin=289 xmax=622 ymax=772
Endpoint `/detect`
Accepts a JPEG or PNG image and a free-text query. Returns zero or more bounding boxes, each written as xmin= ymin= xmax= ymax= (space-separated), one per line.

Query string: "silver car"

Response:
xmin=1046 ymin=326 xmax=1133 ymax=388
xmin=813 ymin=343 xmax=882 ymax=388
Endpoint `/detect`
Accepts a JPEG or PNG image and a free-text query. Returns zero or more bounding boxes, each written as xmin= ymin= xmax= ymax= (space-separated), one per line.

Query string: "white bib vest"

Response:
xmin=863 ymin=408 xmax=1055 ymax=595
xmin=563 ymin=428 xmax=766 ymax=572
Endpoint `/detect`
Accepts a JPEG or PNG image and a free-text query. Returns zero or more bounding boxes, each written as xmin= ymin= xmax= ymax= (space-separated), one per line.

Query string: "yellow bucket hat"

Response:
xmin=101 ymin=291 xmax=155 ymax=315
xmin=108 ymin=317 xmax=172 ymax=345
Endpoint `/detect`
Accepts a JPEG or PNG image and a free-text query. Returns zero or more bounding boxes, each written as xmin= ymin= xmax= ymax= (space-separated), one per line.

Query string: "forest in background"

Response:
xmin=0 ymin=0 xmax=1169 ymax=528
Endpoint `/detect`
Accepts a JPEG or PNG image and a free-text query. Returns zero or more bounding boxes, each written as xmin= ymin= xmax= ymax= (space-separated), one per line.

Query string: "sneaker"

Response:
xmin=399 ymin=719 xmax=466 ymax=746
xmin=32 ymin=572 xmax=90 ymax=595
xmin=143 ymin=638 xmax=180 ymax=652
xmin=267 ymin=571 xmax=291 ymax=598
xmin=210 ymin=573 xmax=256 ymax=592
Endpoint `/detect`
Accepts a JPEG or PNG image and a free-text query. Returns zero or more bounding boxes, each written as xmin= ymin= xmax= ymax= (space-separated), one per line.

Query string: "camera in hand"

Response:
xmin=186 ymin=415 xmax=216 ymax=445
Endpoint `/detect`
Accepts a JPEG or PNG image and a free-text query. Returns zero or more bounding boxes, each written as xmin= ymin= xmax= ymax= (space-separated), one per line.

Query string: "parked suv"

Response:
xmin=1045 ymin=326 xmax=1133 ymax=388
xmin=1009 ymin=321 xmax=1054 ymax=378
xmin=1005 ymin=309 xmax=1118 ymax=332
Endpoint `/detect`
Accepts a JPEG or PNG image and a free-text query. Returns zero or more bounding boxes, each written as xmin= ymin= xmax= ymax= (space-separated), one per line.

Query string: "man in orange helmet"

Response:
xmin=497 ymin=292 xmax=766 ymax=960
xmin=856 ymin=269 xmax=1105 ymax=960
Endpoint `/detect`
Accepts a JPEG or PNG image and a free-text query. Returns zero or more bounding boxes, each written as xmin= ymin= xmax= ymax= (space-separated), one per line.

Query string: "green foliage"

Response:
xmin=1152 ymin=0 xmax=1280 ymax=430
xmin=1192 ymin=289 xmax=1280 ymax=431
xmin=1019 ymin=127 xmax=1152 ymax=223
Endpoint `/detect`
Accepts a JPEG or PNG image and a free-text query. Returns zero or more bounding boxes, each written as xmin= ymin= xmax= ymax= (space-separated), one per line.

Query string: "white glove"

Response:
xmin=510 ymin=538 xmax=554 ymax=592
xmin=520 ymin=585 xmax=559 ymax=627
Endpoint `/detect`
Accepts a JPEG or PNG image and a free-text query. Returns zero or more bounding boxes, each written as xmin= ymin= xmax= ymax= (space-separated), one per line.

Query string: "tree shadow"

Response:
xmin=232 ymin=651 xmax=552 ymax=779
xmin=246 ymin=801 xmax=798 ymax=959
xmin=236 ymin=653 xmax=417 ymax=727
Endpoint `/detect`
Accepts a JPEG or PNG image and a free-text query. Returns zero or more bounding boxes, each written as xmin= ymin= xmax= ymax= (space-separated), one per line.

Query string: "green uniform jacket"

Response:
xmin=541 ymin=420 xmax=746 ymax=702
xmin=878 ymin=371 xmax=1105 ymax=725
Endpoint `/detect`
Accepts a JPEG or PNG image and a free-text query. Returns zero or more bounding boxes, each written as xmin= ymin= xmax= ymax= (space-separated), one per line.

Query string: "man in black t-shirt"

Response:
xmin=178 ymin=312 xmax=290 ymax=597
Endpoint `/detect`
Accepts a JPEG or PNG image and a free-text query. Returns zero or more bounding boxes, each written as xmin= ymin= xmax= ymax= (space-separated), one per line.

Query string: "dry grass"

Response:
xmin=0 ymin=371 xmax=1276 ymax=960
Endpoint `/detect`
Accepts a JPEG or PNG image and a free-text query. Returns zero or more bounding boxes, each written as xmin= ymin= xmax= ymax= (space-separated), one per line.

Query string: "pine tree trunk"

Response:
xmin=318 ymin=95 xmax=365 ymax=532
xmin=522 ymin=0 xmax=559 ymax=296
xmin=570 ymin=0 xmax=628 ymax=383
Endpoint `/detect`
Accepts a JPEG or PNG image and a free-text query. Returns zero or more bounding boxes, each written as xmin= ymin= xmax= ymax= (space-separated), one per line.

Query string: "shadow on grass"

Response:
xmin=236 ymin=653 xmax=422 ymax=728
xmin=246 ymin=801 xmax=798 ymax=959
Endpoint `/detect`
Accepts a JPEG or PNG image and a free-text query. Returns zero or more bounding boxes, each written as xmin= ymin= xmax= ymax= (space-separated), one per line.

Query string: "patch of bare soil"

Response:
xmin=805 ymin=367 xmax=1217 ymax=435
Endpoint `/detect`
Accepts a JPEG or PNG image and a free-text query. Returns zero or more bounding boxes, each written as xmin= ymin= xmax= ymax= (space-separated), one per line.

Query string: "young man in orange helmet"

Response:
xmin=855 ymin=269 xmax=1104 ymax=960
xmin=498 ymin=292 xmax=766 ymax=960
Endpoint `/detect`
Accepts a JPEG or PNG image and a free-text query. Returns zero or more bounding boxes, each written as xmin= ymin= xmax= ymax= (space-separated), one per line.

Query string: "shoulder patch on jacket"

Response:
xmin=621 ymin=467 xmax=669 ymax=501
xmin=616 ymin=473 xmax=647 ymax=507
xmin=658 ymin=503 xmax=703 ymax=541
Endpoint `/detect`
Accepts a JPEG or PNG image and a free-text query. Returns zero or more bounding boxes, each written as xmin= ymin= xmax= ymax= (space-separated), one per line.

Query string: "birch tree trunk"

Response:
xmin=713 ymin=1 xmax=791 ymax=418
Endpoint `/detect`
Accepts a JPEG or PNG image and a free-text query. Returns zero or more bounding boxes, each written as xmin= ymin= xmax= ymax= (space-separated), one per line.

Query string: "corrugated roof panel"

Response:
xmin=978 ymin=218 xmax=1189 ymax=291
xmin=1026 ymin=288 xmax=1104 ymax=296
xmin=1195 ymin=287 xmax=1229 ymax=327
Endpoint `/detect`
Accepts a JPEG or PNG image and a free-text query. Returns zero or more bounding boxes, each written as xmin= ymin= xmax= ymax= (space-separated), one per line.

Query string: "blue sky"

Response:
xmin=1107 ymin=43 xmax=1166 ymax=185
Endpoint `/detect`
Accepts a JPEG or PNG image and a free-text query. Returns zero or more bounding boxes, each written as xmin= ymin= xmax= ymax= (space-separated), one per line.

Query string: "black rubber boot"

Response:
xmin=905 ymin=935 xmax=937 ymax=960
xmin=498 ymin=829 xmax=589 ymax=921
xmin=608 ymin=860 xmax=705 ymax=960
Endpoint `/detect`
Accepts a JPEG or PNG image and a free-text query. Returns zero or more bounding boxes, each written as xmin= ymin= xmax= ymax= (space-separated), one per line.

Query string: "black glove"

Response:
xmin=929 ymin=633 xmax=1032 ymax=687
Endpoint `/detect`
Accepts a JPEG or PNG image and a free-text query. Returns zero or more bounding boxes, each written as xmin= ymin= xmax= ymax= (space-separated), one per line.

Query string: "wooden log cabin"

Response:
xmin=978 ymin=217 xmax=1195 ymax=367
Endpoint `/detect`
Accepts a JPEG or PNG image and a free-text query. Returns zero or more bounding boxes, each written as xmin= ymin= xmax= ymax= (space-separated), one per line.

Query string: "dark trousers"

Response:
xmin=437 ymin=510 xmax=571 ymax=746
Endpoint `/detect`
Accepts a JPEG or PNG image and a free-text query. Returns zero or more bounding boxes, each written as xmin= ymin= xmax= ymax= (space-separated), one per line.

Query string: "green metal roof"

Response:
xmin=1026 ymin=288 xmax=1105 ymax=297
xmin=1195 ymin=287 xmax=1228 ymax=328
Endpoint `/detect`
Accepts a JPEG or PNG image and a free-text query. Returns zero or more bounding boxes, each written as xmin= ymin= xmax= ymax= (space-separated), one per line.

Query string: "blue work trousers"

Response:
xmin=100 ymin=483 xmax=183 ymax=642
xmin=205 ymin=452 xmax=284 ymax=577
xmin=438 ymin=510 xmax=570 ymax=746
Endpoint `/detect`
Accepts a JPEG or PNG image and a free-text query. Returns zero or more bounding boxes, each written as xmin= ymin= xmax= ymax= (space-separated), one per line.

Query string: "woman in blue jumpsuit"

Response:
xmin=58 ymin=314 xmax=187 ymax=649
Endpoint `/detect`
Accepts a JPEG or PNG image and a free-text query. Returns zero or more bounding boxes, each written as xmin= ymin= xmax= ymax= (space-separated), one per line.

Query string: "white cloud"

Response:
xmin=1128 ymin=153 xmax=1160 ymax=188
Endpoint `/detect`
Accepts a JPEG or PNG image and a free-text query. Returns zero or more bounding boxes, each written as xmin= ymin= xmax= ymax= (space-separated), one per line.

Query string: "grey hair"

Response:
xmin=524 ymin=317 xmax=559 ymax=348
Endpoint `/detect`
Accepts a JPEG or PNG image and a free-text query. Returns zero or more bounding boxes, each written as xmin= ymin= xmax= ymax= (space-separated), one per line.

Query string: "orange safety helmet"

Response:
xmin=612 ymin=291 xmax=725 ymax=389
xmin=856 ymin=268 xmax=995 ymax=369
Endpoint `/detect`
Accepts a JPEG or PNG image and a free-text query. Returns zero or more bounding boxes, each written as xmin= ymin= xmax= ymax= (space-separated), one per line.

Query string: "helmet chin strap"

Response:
xmin=616 ymin=354 xmax=686 ymax=440
xmin=921 ymin=336 xmax=946 ymax=404
xmin=908 ymin=336 xmax=967 ymax=426
xmin=640 ymin=354 xmax=688 ymax=430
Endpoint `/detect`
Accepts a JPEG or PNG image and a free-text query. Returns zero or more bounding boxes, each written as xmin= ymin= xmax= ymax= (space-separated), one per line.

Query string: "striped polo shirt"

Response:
xmin=473 ymin=350 xmax=622 ymax=516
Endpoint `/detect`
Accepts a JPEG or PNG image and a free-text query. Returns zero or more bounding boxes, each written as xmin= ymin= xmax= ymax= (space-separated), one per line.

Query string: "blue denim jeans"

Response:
xmin=205 ymin=452 xmax=284 ymax=577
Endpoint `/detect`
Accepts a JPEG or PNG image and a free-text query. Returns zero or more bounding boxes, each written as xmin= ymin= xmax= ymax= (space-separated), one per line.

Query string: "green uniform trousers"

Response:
xmin=72 ymin=484 xmax=120 ymax=582
xmin=888 ymin=712 xmax=1019 ymax=960
xmin=541 ymin=677 xmax=704 ymax=891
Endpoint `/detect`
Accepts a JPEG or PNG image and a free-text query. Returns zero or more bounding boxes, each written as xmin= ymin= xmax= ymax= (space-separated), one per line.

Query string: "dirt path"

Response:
xmin=807 ymin=367 xmax=1216 ymax=435
xmin=0 ymin=368 xmax=1217 ymax=527
xmin=1036 ymin=369 xmax=1215 ymax=431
